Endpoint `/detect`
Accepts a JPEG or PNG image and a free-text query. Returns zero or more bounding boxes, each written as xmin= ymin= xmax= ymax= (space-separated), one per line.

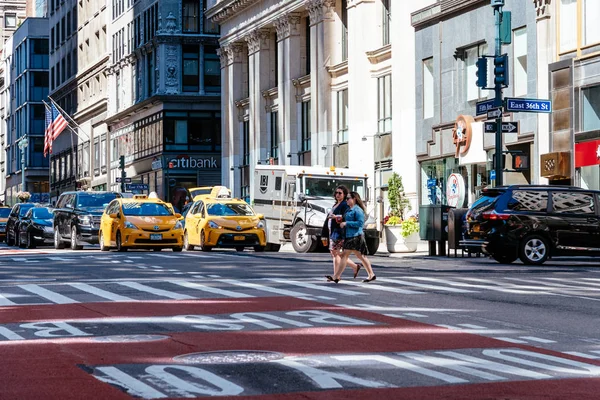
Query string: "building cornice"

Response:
xmin=327 ymin=60 xmax=348 ymax=78
xmin=366 ymin=44 xmax=391 ymax=64
xmin=206 ymin=0 xmax=260 ymax=24
xmin=411 ymin=0 xmax=486 ymax=29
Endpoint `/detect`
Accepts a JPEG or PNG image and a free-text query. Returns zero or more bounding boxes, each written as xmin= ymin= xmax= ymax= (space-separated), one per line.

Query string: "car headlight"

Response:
xmin=79 ymin=215 xmax=92 ymax=226
xmin=208 ymin=221 xmax=221 ymax=229
xmin=124 ymin=221 xmax=138 ymax=230
xmin=256 ymin=220 xmax=265 ymax=229
xmin=174 ymin=221 xmax=183 ymax=230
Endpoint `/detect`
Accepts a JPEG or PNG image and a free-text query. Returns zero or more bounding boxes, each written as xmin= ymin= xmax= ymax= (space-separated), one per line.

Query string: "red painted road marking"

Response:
xmin=1 ymin=297 xmax=600 ymax=399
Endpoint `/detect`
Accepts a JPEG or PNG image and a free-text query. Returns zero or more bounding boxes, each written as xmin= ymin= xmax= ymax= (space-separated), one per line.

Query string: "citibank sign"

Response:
xmin=168 ymin=156 xmax=219 ymax=169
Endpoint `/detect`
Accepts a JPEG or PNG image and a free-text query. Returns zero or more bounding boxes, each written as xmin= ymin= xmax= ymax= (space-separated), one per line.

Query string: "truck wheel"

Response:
xmin=265 ymin=243 xmax=281 ymax=252
xmin=366 ymin=237 xmax=380 ymax=255
xmin=291 ymin=221 xmax=317 ymax=253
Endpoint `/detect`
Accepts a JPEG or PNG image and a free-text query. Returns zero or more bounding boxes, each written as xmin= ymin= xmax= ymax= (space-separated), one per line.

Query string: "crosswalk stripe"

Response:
xmin=267 ymin=279 xmax=368 ymax=296
xmin=0 ymin=293 xmax=16 ymax=306
xmin=339 ymin=280 xmax=423 ymax=295
xmin=19 ymin=284 xmax=78 ymax=304
xmin=409 ymin=277 xmax=535 ymax=294
xmin=68 ymin=283 xmax=135 ymax=301
xmin=221 ymin=279 xmax=315 ymax=298
xmin=48 ymin=257 xmax=70 ymax=261
xmin=118 ymin=281 xmax=195 ymax=300
xmin=377 ymin=278 xmax=476 ymax=293
xmin=519 ymin=336 xmax=556 ymax=343
xmin=492 ymin=337 xmax=528 ymax=344
xmin=563 ymin=351 xmax=600 ymax=359
xmin=153 ymin=254 xmax=181 ymax=259
xmin=169 ymin=280 xmax=253 ymax=298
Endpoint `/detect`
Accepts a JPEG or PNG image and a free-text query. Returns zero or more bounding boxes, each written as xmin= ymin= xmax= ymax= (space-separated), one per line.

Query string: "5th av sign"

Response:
xmin=484 ymin=121 xmax=519 ymax=134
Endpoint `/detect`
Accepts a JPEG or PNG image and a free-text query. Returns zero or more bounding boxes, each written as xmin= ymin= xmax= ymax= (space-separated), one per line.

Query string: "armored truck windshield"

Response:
xmin=303 ymin=177 xmax=366 ymax=198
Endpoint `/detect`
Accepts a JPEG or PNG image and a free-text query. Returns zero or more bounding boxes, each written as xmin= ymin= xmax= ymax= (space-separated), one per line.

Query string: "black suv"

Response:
xmin=6 ymin=203 xmax=37 ymax=246
xmin=462 ymin=185 xmax=600 ymax=265
xmin=53 ymin=191 xmax=121 ymax=250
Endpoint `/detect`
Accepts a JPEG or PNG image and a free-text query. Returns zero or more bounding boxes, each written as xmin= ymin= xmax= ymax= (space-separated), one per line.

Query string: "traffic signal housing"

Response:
xmin=494 ymin=54 xmax=509 ymax=87
xmin=476 ymin=57 xmax=488 ymax=88
xmin=119 ymin=155 xmax=125 ymax=170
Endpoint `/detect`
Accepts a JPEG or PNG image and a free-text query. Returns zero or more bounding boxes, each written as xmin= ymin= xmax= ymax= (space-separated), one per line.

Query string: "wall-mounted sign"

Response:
xmin=452 ymin=115 xmax=474 ymax=158
xmin=446 ymin=173 xmax=465 ymax=208
xmin=168 ymin=155 xmax=219 ymax=169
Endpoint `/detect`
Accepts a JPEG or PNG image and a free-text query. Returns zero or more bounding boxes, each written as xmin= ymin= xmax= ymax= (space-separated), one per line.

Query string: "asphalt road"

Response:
xmin=1 ymin=243 xmax=600 ymax=399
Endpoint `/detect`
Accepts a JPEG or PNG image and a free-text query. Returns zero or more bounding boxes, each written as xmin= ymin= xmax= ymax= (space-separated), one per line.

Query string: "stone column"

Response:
xmin=534 ymin=0 xmax=555 ymax=184
xmin=218 ymin=43 xmax=244 ymax=195
xmin=275 ymin=13 xmax=302 ymax=166
xmin=307 ymin=0 xmax=336 ymax=166
xmin=246 ymin=29 xmax=271 ymax=200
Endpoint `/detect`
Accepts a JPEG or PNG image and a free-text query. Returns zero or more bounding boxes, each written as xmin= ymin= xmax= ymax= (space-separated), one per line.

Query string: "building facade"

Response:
xmin=0 ymin=1 xmax=27 ymax=54
xmin=2 ymin=18 xmax=49 ymax=205
xmin=104 ymin=0 xmax=222 ymax=207
xmin=208 ymin=0 xmax=431 ymax=224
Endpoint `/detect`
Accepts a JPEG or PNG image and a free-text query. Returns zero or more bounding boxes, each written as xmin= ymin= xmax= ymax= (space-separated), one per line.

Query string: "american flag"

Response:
xmin=44 ymin=102 xmax=68 ymax=157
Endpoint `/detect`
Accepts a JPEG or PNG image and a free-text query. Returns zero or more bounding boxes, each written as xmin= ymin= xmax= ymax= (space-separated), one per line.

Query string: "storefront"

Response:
xmin=575 ymin=139 xmax=600 ymax=190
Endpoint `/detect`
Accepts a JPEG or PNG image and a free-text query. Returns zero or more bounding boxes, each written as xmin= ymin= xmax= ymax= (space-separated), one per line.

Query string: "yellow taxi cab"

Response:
xmin=0 ymin=206 xmax=10 ymax=242
xmin=99 ymin=195 xmax=184 ymax=252
xmin=183 ymin=197 xmax=266 ymax=252
xmin=189 ymin=186 xmax=231 ymax=201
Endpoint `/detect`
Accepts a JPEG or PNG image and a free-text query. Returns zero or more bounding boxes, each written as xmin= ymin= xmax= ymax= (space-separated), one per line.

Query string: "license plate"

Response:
xmin=234 ymin=235 xmax=245 ymax=241
xmin=150 ymin=234 xmax=162 ymax=241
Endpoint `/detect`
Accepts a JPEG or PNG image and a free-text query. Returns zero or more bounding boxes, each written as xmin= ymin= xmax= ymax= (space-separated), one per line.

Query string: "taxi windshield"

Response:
xmin=0 ymin=208 xmax=10 ymax=218
xmin=206 ymin=202 xmax=254 ymax=217
xmin=122 ymin=202 xmax=173 ymax=216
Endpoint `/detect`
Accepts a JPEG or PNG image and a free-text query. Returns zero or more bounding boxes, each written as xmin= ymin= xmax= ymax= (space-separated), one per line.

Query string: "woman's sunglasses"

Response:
xmin=346 ymin=196 xmax=353 ymax=200
xmin=335 ymin=191 xmax=343 ymax=195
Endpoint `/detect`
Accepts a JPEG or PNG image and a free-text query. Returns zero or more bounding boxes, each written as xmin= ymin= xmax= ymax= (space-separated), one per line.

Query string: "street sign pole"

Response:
xmin=493 ymin=1 xmax=504 ymax=186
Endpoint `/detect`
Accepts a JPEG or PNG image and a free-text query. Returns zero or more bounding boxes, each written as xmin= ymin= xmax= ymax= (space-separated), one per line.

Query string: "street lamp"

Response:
xmin=17 ymin=136 xmax=29 ymax=192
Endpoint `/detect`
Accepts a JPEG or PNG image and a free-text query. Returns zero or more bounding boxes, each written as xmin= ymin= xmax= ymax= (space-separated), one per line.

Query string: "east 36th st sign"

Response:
xmin=484 ymin=121 xmax=519 ymax=134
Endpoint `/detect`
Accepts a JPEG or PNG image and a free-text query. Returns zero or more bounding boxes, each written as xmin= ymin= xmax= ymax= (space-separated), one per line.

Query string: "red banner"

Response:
xmin=575 ymin=140 xmax=600 ymax=168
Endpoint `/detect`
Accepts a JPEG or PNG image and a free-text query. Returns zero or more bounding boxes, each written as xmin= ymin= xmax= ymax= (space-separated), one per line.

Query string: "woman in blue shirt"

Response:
xmin=332 ymin=191 xmax=376 ymax=283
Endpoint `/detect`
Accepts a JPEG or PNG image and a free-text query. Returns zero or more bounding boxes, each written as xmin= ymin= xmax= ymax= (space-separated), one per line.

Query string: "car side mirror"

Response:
xmin=298 ymin=193 xmax=306 ymax=202
xmin=256 ymin=213 xmax=264 ymax=219
xmin=109 ymin=213 xmax=118 ymax=219
xmin=175 ymin=213 xmax=182 ymax=219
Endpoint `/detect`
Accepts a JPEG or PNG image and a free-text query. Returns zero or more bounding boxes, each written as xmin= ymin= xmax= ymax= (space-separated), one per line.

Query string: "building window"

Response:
xmin=513 ymin=27 xmax=527 ymax=97
xmin=382 ymin=0 xmax=391 ymax=46
xmin=203 ymin=45 xmax=221 ymax=93
xmin=559 ymin=0 xmax=600 ymax=54
xmin=305 ymin=17 xmax=311 ymax=75
xmin=341 ymin=0 xmax=348 ymax=61
xmin=378 ymin=75 xmax=392 ymax=133
xmin=423 ymin=58 xmax=434 ymax=119
xmin=301 ymin=101 xmax=311 ymax=152
xmin=203 ymin=0 xmax=219 ymax=34
xmin=270 ymin=112 xmax=278 ymax=161
xmin=183 ymin=44 xmax=200 ymax=92
xmin=243 ymin=120 xmax=250 ymax=166
xmin=337 ymin=89 xmax=348 ymax=143
xmin=582 ymin=85 xmax=600 ymax=132
xmin=182 ymin=0 xmax=199 ymax=33
xmin=163 ymin=111 xmax=221 ymax=152
xmin=5 ymin=14 xmax=16 ymax=28
xmin=464 ymin=43 xmax=487 ymax=102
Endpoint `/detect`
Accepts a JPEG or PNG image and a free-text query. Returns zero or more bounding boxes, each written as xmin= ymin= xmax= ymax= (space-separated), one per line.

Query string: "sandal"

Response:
xmin=326 ymin=275 xmax=340 ymax=283
xmin=362 ymin=276 xmax=376 ymax=283
xmin=353 ymin=263 xmax=363 ymax=279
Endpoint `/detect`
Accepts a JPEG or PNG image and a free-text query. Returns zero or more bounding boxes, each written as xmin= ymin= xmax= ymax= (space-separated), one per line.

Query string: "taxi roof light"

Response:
xmin=133 ymin=195 xmax=148 ymax=199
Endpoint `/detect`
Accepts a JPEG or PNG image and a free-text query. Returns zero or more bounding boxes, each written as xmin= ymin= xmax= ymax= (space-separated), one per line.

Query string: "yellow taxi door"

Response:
xmin=186 ymin=201 xmax=202 ymax=245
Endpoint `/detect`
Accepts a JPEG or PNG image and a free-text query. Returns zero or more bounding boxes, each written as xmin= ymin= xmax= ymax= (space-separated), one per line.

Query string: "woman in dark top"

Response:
xmin=322 ymin=185 xmax=361 ymax=282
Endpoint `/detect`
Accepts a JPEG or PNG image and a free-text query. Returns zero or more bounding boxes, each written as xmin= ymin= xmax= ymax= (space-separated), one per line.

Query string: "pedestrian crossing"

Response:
xmin=1 ymin=275 xmax=600 ymax=307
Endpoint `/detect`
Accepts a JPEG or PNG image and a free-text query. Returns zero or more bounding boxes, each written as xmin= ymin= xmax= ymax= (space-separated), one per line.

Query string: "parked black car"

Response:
xmin=53 ymin=191 xmax=121 ymax=250
xmin=6 ymin=203 xmax=37 ymax=246
xmin=18 ymin=207 xmax=54 ymax=248
xmin=462 ymin=185 xmax=600 ymax=265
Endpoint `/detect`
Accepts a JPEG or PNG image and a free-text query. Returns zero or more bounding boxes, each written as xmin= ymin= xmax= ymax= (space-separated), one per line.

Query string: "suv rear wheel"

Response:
xmin=519 ymin=234 xmax=549 ymax=265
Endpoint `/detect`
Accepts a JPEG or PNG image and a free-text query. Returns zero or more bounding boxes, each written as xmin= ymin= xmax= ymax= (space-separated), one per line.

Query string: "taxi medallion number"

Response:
xmin=234 ymin=235 xmax=245 ymax=241
xmin=150 ymin=234 xmax=162 ymax=241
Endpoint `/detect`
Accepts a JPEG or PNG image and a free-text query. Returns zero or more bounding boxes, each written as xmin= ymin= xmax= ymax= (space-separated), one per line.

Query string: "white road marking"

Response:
xmin=153 ymin=254 xmax=181 ymax=259
xmin=0 ymin=292 xmax=16 ymax=306
xmin=377 ymin=278 xmax=476 ymax=293
xmin=519 ymin=336 xmax=556 ymax=344
xmin=268 ymin=279 xmax=368 ymax=296
xmin=68 ymin=283 xmax=135 ymax=302
xmin=404 ymin=313 xmax=428 ymax=318
xmin=339 ymin=280 xmax=423 ymax=295
xmin=118 ymin=281 xmax=195 ymax=300
xmin=221 ymin=279 xmax=315 ymax=298
xmin=169 ymin=280 xmax=253 ymax=298
xmin=48 ymin=257 xmax=70 ymax=261
xmin=19 ymin=284 xmax=78 ymax=304
xmin=95 ymin=367 xmax=167 ymax=399
xmin=492 ymin=337 xmax=528 ymax=344
xmin=207 ymin=275 xmax=221 ymax=278
xmin=563 ymin=351 xmax=600 ymax=359
xmin=458 ymin=324 xmax=487 ymax=329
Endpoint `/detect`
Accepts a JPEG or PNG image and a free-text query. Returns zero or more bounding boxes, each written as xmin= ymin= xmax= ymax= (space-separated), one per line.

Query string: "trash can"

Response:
xmin=419 ymin=204 xmax=454 ymax=256
xmin=448 ymin=208 xmax=468 ymax=256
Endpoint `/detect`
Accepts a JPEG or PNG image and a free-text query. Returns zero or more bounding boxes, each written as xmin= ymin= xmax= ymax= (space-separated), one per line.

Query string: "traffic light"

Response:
xmin=119 ymin=155 xmax=125 ymax=170
xmin=492 ymin=153 xmax=506 ymax=170
xmin=494 ymin=54 xmax=509 ymax=87
xmin=475 ymin=57 xmax=488 ymax=88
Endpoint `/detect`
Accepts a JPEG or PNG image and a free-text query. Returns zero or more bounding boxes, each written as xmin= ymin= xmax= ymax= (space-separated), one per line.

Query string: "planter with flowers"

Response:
xmin=384 ymin=173 xmax=419 ymax=253
xmin=17 ymin=191 xmax=31 ymax=203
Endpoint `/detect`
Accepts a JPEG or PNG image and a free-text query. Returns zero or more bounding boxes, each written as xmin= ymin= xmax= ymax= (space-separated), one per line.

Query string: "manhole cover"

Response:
xmin=93 ymin=334 xmax=169 ymax=343
xmin=174 ymin=351 xmax=284 ymax=364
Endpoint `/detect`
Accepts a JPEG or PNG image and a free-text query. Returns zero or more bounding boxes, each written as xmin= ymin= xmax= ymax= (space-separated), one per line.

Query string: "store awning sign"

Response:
xmin=575 ymin=140 xmax=600 ymax=168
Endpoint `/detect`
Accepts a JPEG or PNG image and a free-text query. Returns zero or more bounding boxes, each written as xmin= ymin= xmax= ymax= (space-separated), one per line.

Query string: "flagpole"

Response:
xmin=47 ymin=96 xmax=90 ymax=141
xmin=42 ymin=101 xmax=52 ymax=200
